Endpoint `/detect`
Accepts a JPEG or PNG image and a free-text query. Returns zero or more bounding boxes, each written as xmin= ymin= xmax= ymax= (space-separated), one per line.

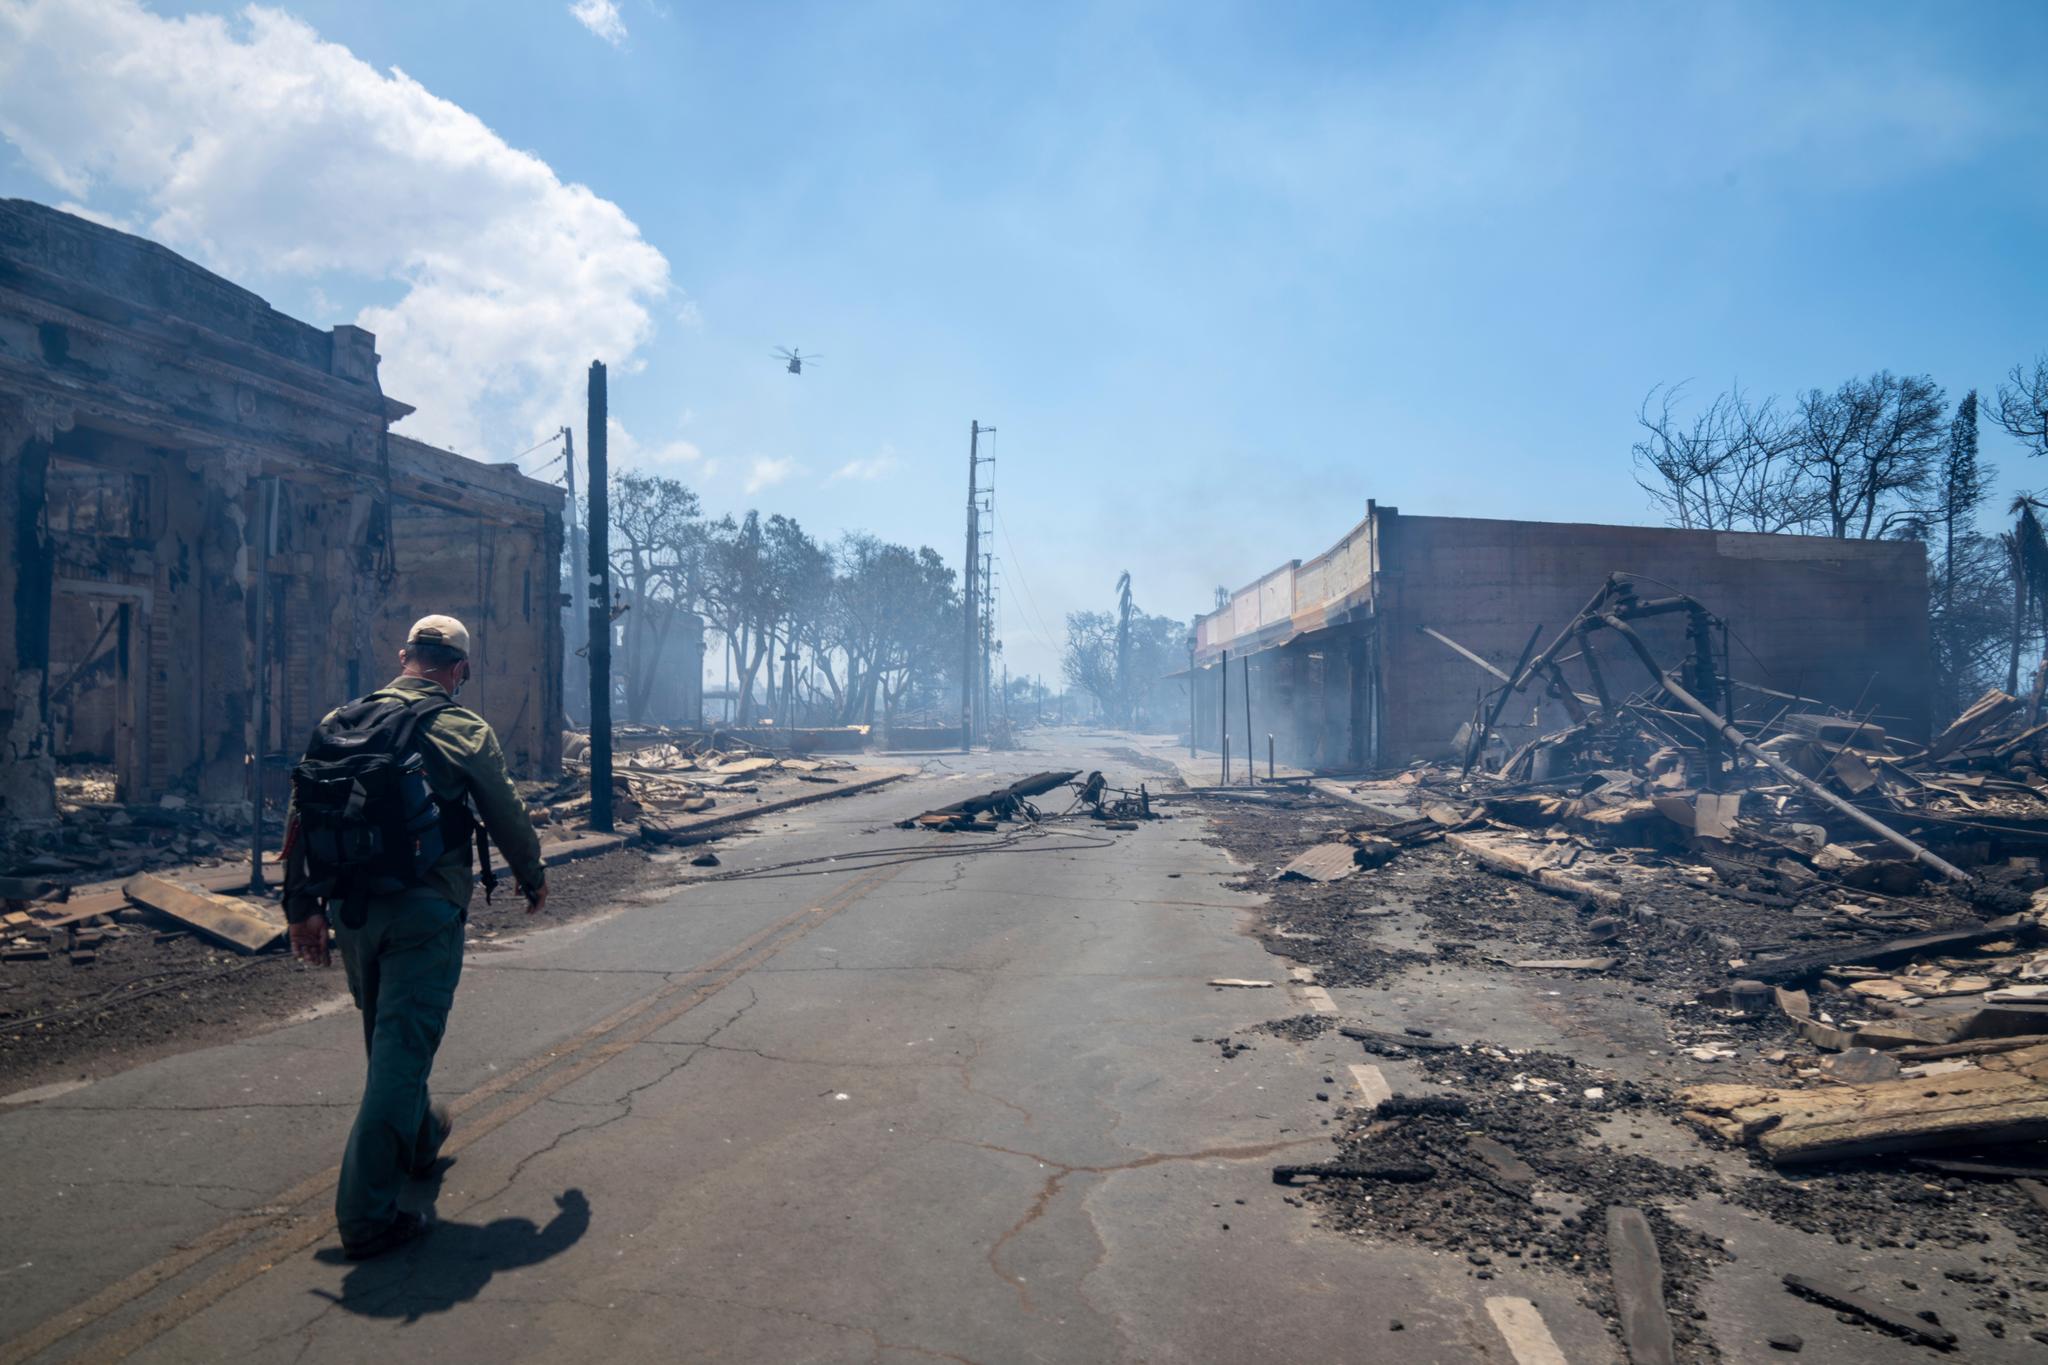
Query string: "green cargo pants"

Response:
xmin=334 ymin=887 xmax=465 ymax=1247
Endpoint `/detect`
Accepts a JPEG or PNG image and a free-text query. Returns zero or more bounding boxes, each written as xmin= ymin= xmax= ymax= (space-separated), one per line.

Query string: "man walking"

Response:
xmin=284 ymin=615 xmax=547 ymax=1259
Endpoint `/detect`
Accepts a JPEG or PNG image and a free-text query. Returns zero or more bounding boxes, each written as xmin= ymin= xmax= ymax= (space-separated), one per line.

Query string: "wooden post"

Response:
xmin=587 ymin=361 xmax=614 ymax=833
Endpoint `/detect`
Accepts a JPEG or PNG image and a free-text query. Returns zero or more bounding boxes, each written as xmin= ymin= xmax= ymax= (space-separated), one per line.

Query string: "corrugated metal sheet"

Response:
xmin=1274 ymin=843 xmax=1359 ymax=882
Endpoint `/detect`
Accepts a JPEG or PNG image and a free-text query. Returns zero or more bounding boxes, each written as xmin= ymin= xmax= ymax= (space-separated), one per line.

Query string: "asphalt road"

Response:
xmin=0 ymin=736 xmax=1623 ymax=1364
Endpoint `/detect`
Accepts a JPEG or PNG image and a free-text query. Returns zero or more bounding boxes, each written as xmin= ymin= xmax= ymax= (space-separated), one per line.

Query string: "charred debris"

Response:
xmin=899 ymin=769 xmax=1160 ymax=832
xmin=1171 ymin=575 xmax=2048 ymax=1355
xmin=1314 ymin=575 xmax=2048 ymax=1109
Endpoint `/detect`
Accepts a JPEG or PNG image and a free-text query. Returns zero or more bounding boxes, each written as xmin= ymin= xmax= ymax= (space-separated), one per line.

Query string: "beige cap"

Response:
xmin=406 ymin=614 xmax=471 ymax=658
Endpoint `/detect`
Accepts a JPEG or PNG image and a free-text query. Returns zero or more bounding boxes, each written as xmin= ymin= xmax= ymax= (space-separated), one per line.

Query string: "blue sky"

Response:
xmin=3 ymin=1 xmax=2045 ymax=681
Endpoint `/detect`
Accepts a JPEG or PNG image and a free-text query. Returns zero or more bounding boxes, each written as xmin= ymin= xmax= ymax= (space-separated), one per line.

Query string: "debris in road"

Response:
xmin=121 ymin=874 xmax=284 ymax=954
xmin=1373 ymin=1093 xmax=1470 ymax=1119
xmin=690 ymin=852 xmax=720 ymax=867
xmin=1339 ymin=1024 xmax=1462 ymax=1054
xmin=898 ymin=771 xmax=1081 ymax=830
xmin=1680 ymin=1044 xmax=2048 ymax=1162
xmin=1271 ymin=1160 xmax=1437 ymax=1186
xmin=1508 ymin=957 xmax=1616 ymax=972
xmin=1781 ymin=1274 xmax=1959 ymax=1351
xmin=1606 ymin=1206 xmax=1676 ymax=1365
xmin=1209 ymin=978 xmax=1275 ymax=989
xmin=1275 ymin=844 xmax=1360 ymax=883
xmin=1466 ymin=1134 xmax=1537 ymax=1187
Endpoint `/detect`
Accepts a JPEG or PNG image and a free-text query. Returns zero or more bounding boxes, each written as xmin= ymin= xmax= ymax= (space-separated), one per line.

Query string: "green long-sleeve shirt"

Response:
xmin=285 ymin=674 xmax=545 ymax=922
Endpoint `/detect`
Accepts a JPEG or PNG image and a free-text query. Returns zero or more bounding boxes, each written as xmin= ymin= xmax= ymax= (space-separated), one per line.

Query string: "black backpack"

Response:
xmin=290 ymin=694 xmax=489 ymax=926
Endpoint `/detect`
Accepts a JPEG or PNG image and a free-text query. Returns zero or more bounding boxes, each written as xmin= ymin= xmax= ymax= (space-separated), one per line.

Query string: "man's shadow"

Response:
xmin=313 ymin=1173 xmax=590 ymax=1322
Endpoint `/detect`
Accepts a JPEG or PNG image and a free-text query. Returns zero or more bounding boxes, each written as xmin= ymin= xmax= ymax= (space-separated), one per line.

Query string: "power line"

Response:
xmin=996 ymin=508 xmax=1063 ymax=658
xmin=512 ymin=430 xmax=566 ymax=462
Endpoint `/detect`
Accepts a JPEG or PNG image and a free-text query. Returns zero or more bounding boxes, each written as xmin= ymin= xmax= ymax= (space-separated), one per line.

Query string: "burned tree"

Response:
xmin=1632 ymin=383 xmax=1808 ymax=532
xmin=607 ymin=469 xmax=702 ymax=724
xmin=1993 ymin=354 xmax=2048 ymax=460
xmin=1792 ymin=372 xmax=1946 ymax=541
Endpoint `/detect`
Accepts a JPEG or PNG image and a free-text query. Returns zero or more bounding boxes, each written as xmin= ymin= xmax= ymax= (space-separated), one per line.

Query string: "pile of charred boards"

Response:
xmin=550 ymin=727 xmax=854 ymax=829
xmin=1393 ymin=576 xmax=2048 ymax=902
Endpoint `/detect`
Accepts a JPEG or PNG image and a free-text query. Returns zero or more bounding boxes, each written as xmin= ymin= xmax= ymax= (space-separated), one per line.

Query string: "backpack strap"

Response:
xmin=403 ymin=694 xmax=499 ymax=904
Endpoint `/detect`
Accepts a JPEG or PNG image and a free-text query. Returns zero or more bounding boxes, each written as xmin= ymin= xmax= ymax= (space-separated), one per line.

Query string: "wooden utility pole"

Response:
xmin=587 ymin=361 xmax=614 ymax=832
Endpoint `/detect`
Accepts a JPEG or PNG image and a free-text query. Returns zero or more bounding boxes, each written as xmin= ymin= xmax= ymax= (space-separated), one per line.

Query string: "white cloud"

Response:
xmin=830 ymin=451 xmax=898 ymax=482
xmin=568 ymin=0 xmax=626 ymax=47
xmin=0 ymin=0 xmax=670 ymax=458
xmin=743 ymin=456 xmax=797 ymax=494
xmin=607 ymin=417 xmax=704 ymax=472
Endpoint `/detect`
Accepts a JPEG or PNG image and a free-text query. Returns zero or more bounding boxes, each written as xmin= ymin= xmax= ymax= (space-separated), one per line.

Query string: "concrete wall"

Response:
xmin=1372 ymin=511 xmax=1932 ymax=760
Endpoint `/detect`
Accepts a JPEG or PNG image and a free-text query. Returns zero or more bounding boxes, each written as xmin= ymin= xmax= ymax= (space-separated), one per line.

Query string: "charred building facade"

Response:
xmin=0 ymin=200 xmax=564 ymax=826
xmin=1191 ymin=502 xmax=1931 ymax=772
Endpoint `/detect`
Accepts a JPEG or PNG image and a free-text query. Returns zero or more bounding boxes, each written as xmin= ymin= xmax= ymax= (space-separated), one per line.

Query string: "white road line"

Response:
xmin=1297 ymin=985 xmax=1336 ymax=1013
xmin=1484 ymin=1297 xmax=1571 ymax=1365
xmin=1347 ymin=1063 xmax=1392 ymax=1109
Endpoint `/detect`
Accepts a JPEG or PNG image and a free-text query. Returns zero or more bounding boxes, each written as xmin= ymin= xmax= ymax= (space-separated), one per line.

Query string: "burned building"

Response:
xmin=1191 ymin=502 xmax=1930 ymax=772
xmin=0 ymin=200 xmax=564 ymax=826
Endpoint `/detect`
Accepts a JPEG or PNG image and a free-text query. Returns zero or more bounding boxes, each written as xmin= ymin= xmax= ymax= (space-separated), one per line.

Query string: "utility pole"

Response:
xmin=587 ymin=361 xmax=614 ymax=833
xmin=961 ymin=421 xmax=992 ymax=751
xmin=561 ymin=426 xmax=587 ymax=725
xmin=1187 ymin=636 xmax=1197 ymax=758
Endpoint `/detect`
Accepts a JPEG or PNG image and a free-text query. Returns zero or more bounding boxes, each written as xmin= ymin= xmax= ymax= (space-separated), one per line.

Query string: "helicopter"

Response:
xmin=773 ymin=346 xmax=819 ymax=376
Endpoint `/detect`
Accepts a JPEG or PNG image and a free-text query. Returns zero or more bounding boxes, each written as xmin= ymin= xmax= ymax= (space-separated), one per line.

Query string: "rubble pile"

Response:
xmin=550 ymin=727 xmax=856 ymax=832
xmin=6 ymin=773 xmax=257 ymax=884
